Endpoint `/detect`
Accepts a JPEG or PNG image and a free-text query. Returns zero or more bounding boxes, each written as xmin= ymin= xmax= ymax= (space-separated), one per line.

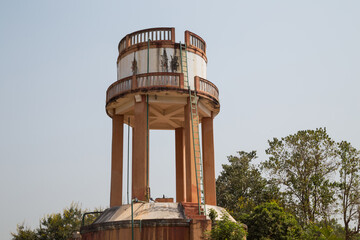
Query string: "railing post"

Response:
xmin=185 ymin=31 xmax=190 ymax=46
xmin=126 ymin=35 xmax=130 ymax=48
xmin=132 ymin=75 xmax=137 ymax=90
xmin=171 ymin=28 xmax=175 ymax=43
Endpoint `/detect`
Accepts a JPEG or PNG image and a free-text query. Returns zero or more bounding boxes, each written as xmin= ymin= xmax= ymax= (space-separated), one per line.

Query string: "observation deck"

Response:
xmin=105 ymin=28 xmax=220 ymax=130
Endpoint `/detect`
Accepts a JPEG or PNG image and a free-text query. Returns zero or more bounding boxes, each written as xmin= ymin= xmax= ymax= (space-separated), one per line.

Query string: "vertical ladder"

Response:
xmin=179 ymin=42 xmax=206 ymax=216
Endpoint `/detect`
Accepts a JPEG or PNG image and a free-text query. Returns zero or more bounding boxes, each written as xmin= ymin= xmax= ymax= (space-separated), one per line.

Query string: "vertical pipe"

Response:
xmin=127 ymin=117 xmax=130 ymax=204
xmin=145 ymin=39 xmax=150 ymax=200
xmin=131 ymin=200 xmax=134 ymax=240
xmin=146 ymin=94 xmax=149 ymax=201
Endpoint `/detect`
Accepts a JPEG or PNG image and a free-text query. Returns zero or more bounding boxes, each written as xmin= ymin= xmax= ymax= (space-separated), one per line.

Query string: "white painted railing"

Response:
xmin=106 ymin=74 xmax=219 ymax=104
xmin=107 ymin=77 xmax=132 ymax=102
xmin=197 ymin=77 xmax=219 ymax=100
xmin=119 ymin=28 xmax=175 ymax=53
xmin=185 ymin=31 xmax=206 ymax=53
xmin=137 ymin=75 xmax=179 ymax=88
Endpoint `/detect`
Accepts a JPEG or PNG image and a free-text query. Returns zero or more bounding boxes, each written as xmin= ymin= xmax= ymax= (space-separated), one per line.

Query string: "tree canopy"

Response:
xmin=337 ymin=141 xmax=360 ymax=240
xmin=262 ymin=128 xmax=338 ymax=225
xmin=216 ymin=151 xmax=280 ymax=222
xmin=12 ymin=203 xmax=101 ymax=240
xmin=216 ymin=128 xmax=360 ymax=239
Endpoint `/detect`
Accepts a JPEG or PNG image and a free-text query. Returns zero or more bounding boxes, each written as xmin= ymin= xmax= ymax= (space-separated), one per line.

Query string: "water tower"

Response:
xmin=81 ymin=27 xmax=231 ymax=240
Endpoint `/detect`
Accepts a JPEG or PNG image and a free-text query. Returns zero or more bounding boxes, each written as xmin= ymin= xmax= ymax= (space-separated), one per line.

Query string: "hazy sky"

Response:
xmin=1 ymin=0 xmax=360 ymax=239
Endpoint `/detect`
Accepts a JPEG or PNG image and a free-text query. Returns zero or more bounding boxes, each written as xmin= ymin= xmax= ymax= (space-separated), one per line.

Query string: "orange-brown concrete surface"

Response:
xmin=175 ymin=127 xmax=186 ymax=202
xmin=82 ymin=226 xmax=190 ymax=240
xmin=155 ymin=197 xmax=174 ymax=202
xmin=132 ymin=95 xmax=149 ymax=201
xmin=190 ymin=219 xmax=211 ymax=240
xmin=201 ymin=117 xmax=216 ymax=205
xmin=80 ymin=204 xmax=240 ymax=240
xmin=184 ymin=99 xmax=198 ymax=203
xmin=110 ymin=115 xmax=124 ymax=207
xmin=81 ymin=219 xmax=212 ymax=240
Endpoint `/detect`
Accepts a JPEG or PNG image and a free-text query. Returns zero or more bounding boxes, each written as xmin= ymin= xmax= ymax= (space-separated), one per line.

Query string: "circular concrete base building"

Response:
xmin=80 ymin=27 xmax=240 ymax=239
xmin=81 ymin=203 xmax=235 ymax=240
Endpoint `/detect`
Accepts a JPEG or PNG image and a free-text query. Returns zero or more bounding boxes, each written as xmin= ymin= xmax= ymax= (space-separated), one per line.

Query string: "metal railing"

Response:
xmin=81 ymin=211 xmax=103 ymax=227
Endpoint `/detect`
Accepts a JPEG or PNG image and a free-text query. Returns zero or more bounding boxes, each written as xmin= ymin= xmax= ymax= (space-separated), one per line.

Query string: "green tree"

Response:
xmin=262 ymin=128 xmax=338 ymax=226
xmin=12 ymin=225 xmax=38 ymax=240
xmin=11 ymin=203 xmax=101 ymax=240
xmin=246 ymin=201 xmax=302 ymax=240
xmin=207 ymin=213 xmax=246 ymax=240
xmin=216 ymin=151 xmax=280 ymax=222
xmin=302 ymin=220 xmax=345 ymax=240
xmin=337 ymin=141 xmax=360 ymax=240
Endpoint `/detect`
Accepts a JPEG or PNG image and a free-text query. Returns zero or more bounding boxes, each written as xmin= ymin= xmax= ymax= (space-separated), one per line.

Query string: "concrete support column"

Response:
xmin=132 ymin=95 xmax=149 ymax=201
xmin=184 ymin=98 xmax=198 ymax=203
xmin=110 ymin=114 xmax=124 ymax=207
xmin=175 ymin=127 xmax=186 ymax=202
xmin=201 ymin=117 xmax=216 ymax=205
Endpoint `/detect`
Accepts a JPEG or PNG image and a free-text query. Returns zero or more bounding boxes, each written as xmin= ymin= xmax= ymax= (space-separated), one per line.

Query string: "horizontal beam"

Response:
xmin=148 ymin=95 xmax=187 ymax=105
xmin=115 ymin=100 xmax=135 ymax=115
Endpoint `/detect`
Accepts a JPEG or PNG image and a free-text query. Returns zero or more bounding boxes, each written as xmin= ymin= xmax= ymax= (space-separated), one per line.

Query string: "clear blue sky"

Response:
xmin=1 ymin=0 xmax=360 ymax=238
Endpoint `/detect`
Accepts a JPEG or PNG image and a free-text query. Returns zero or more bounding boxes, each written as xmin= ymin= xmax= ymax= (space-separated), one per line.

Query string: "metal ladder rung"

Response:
xmin=180 ymin=42 xmax=205 ymax=216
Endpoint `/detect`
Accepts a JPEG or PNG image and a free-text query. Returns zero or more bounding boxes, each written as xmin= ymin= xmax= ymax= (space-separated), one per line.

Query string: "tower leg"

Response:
xmin=175 ymin=127 xmax=186 ymax=202
xmin=110 ymin=114 xmax=124 ymax=207
xmin=202 ymin=117 xmax=216 ymax=205
xmin=185 ymin=98 xmax=198 ymax=203
xmin=132 ymin=95 xmax=149 ymax=201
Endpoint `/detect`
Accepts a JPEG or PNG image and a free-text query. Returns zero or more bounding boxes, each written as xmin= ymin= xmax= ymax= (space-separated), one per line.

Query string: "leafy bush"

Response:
xmin=207 ymin=213 xmax=246 ymax=240
xmin=246 ymin=201 xmax=302 ymax=240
